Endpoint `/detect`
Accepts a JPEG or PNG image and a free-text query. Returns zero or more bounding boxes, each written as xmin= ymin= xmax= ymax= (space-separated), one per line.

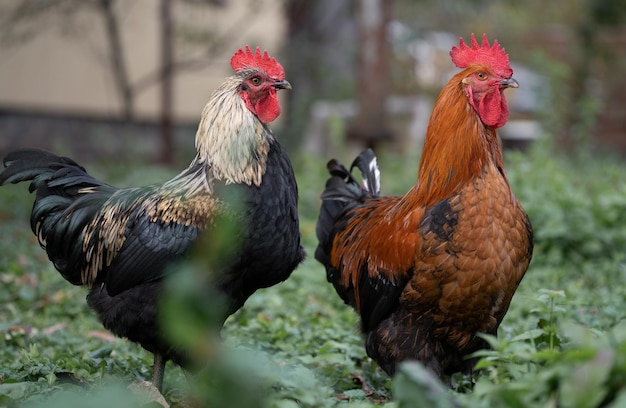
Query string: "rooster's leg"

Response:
xmin=151 ymin=352 xmax=166 ymax=392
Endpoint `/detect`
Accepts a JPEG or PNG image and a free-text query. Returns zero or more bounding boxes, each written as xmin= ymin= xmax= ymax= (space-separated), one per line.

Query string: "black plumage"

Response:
xmin=0 ymin=47 xmax=305 ymax=391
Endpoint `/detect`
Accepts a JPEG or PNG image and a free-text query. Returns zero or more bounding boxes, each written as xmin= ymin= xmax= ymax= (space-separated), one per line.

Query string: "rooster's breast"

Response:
xmin=409 ymin=164 xmax=533 ymax=344
xmin=217 ymin=140 xmax=304 ymax=310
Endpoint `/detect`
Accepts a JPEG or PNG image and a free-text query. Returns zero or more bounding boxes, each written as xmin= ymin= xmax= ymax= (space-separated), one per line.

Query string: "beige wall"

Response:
xmin=0 ymin=0 xmax=285 ymax=121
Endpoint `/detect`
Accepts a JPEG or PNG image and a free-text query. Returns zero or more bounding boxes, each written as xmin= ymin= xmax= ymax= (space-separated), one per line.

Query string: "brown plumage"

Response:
xmin=315 ymin=34 xmax=533 ymax=379
xmin=0 ymin=46 xmax=305 ymax=390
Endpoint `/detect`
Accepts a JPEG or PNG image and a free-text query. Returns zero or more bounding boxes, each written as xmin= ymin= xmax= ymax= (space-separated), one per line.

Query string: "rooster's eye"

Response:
xmin=476 ymin=72 xmax=487 ymax=81
xmin=250 ymin=76 xmax=262 ymax=86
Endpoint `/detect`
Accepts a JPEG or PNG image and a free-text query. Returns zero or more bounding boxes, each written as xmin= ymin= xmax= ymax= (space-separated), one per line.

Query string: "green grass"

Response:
xmin=1 ymin=142 xmax=626 ymax=407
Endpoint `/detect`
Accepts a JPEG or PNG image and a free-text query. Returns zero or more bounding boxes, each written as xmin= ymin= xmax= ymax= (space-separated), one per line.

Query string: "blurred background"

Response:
xmin=3 ymin=2 xmax=626 ymax=406
xmin=0 ymin=0 xmax=625 ymax=164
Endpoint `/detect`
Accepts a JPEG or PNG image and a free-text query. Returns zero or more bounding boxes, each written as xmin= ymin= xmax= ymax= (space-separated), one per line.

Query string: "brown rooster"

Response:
xmin=0 ymin=46 xmax=305 ymax=390
xmin=315 ymin=34 xmax=533 ymax=380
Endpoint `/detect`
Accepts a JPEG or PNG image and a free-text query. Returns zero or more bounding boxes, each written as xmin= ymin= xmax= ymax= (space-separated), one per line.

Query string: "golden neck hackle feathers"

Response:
xmin=409 ymin=68 xmax=508 ymax=208
xmin=194 ymin=74 xmax=270 ymax=188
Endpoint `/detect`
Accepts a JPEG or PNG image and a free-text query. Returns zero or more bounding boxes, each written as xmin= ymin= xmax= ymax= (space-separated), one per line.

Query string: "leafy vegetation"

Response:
xmin=1 ymin=141 xmax=626 ymax=407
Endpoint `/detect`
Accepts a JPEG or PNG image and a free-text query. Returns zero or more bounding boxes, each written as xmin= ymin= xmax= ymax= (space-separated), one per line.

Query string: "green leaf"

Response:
xmin=511 ymin=329 xmax=545 ymax=342
xmin=393 ymin=362 xmax=458 ymax=408
xmin=0 ymin=382 xmax=28 ymax=400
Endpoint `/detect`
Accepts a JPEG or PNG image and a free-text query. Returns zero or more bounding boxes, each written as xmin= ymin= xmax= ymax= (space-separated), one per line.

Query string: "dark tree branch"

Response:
xmin=159 ymin=0 xmax=174 ymax=164
xmin=97 ymin=0 xmax=133 ymax=120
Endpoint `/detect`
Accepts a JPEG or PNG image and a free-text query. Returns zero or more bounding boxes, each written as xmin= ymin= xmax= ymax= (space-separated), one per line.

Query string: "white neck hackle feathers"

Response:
xmin=193 ymin=73 xmax=271 ymax=188
xmin=78 ymin=73 xmax=274 ymax=287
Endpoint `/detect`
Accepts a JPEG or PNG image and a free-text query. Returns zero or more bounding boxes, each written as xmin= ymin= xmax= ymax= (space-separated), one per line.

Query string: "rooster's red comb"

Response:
xmin=449 ymin=33 xmax=513 ymax=78
xmin=230 ymin=46 xmax=285 ymax=80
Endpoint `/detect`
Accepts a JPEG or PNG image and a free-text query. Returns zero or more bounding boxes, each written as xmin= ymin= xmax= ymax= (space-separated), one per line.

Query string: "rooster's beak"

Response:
xmin=500 ymin=78 xmax=519 ymax=89
xmin=273 ymin=80 xmax=292 ymax=91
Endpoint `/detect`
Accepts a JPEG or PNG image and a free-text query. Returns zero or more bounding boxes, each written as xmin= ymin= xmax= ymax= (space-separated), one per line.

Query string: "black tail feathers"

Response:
xmin=315 ymin=149 xmax=380 ymax=265
xmin=1 ymin=149 xmax=112 ymax=285
xmin=0 ymin=149 xmax=88 ymax=191
xmin=320 ymin=148 xmax=380 ymax=201
xmin=349 ymin=148 xmax=380 ymax=196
